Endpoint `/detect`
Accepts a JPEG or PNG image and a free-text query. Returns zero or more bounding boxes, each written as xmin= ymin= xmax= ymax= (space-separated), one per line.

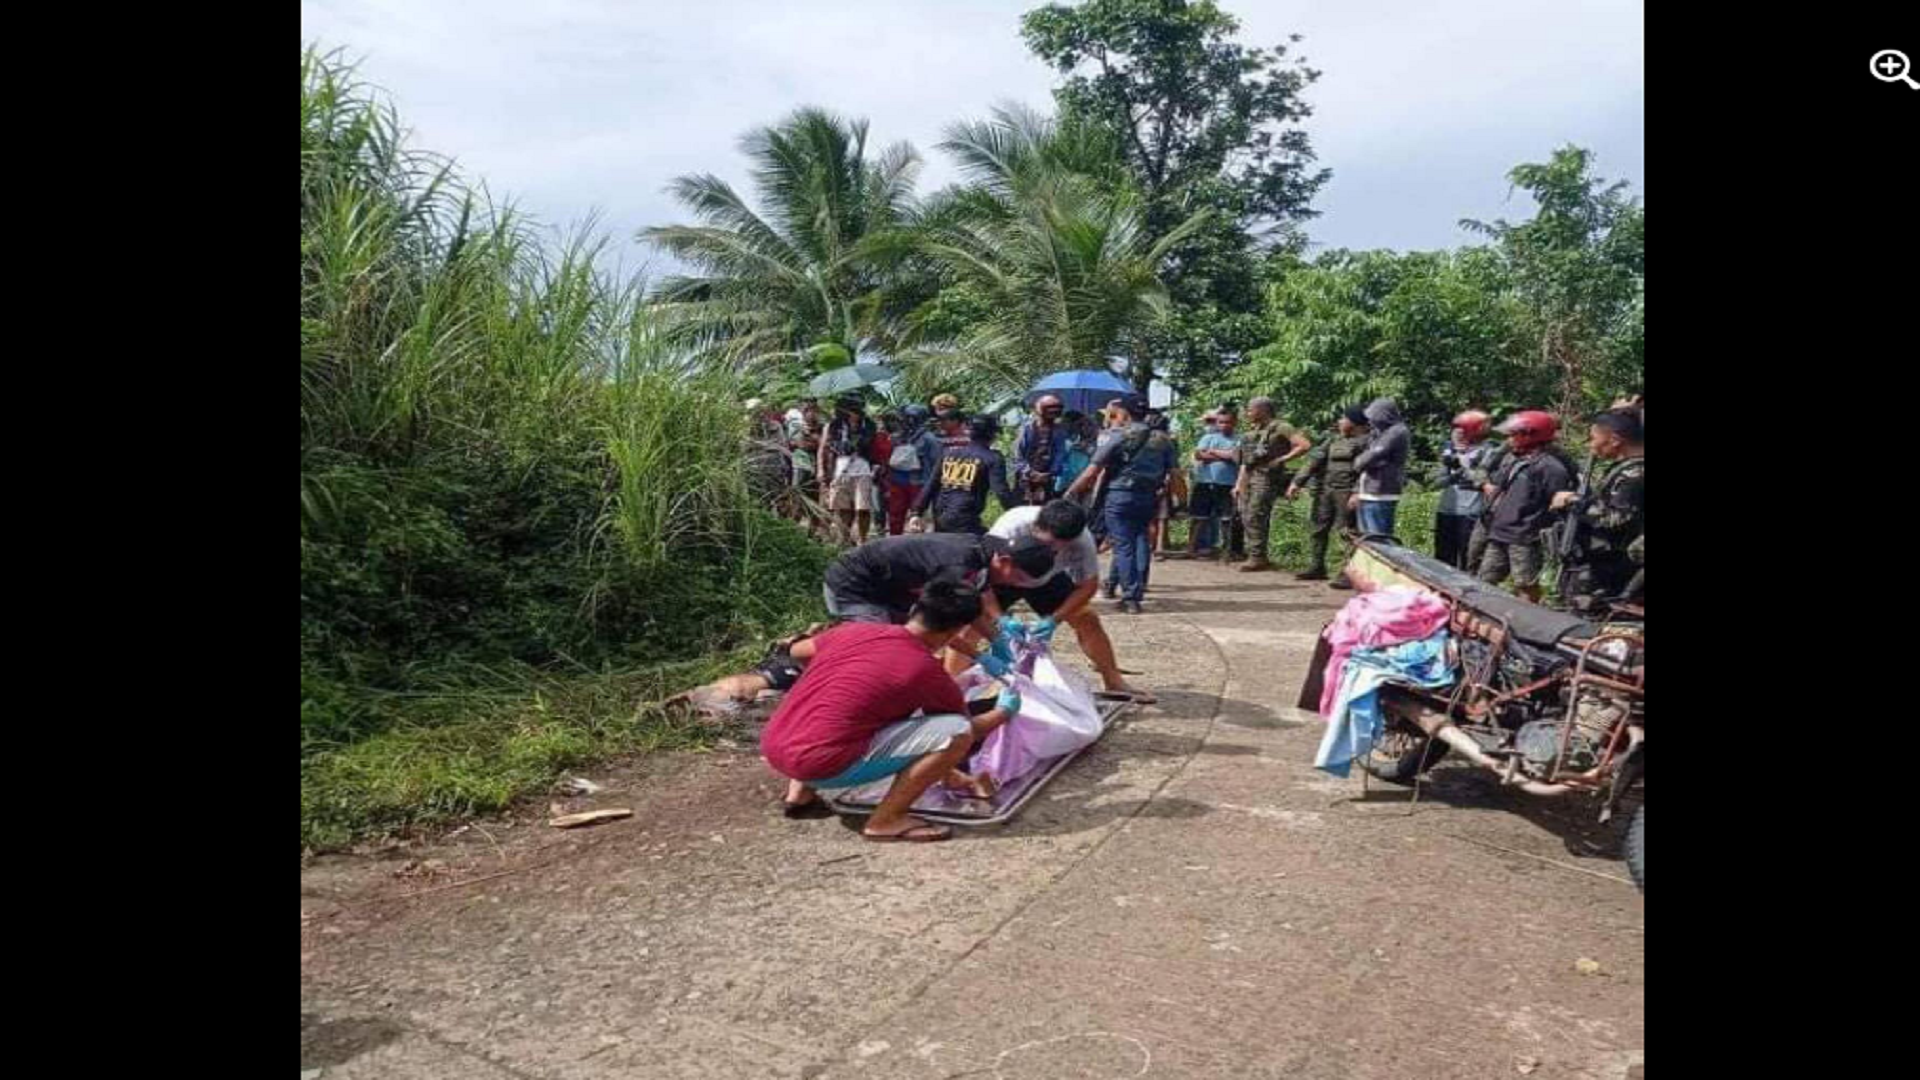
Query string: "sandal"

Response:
xmin=862 ymin=821 xmax=952 ymax=843
xmin=782 ymin=795 xmax=836 ymax=820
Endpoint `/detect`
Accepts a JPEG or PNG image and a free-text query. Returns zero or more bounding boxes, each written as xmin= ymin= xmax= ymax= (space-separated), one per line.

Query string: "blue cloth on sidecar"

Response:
xmin=1314 ymin=631 xmax=1456 ymax=778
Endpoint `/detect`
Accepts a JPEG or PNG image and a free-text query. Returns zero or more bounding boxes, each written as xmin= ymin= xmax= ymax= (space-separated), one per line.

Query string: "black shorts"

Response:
xmin=751 ymin=647 xmax=806 ymax=692
xmin=994 ymin=573 xmax=1079 ymax=616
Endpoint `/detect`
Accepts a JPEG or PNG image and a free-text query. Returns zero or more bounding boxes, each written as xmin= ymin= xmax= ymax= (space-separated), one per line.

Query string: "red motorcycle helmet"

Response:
xmin=1496 ymin=410 xmax=1559 ymax=451
xmin=1450 ymin=409 xmax=1491 ymax=441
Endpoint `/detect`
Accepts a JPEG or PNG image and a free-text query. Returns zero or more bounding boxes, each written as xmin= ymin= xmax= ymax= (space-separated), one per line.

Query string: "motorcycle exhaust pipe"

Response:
xmin=1403 ymin=708 xmax=1576 ymax=797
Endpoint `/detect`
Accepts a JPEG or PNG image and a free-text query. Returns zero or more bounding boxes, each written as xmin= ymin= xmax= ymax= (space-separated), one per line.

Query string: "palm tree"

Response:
xmin=642 ymin=108 xmax=920 ymax=377
xmin=899 ymin=105 xmax=1206 ymax=396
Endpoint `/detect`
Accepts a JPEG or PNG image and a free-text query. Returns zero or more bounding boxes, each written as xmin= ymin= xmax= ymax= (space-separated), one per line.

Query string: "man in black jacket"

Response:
xmin=909 ymin=414 xmax=1018 ymax=535
xmin=1477 ymin=410 xmax=1574 ymax=603
xmin=1349 ymin=397 xmax=1410 ymax=538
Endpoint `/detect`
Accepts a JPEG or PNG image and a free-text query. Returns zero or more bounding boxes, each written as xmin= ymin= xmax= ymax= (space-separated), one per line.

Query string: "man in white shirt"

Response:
xmin=986 ymin=500 xmax=1154 ymax=703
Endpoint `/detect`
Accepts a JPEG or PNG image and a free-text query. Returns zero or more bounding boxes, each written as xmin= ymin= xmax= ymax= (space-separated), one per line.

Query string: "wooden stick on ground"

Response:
xmin=1449 ymin=834 xmax=1634 ymax=886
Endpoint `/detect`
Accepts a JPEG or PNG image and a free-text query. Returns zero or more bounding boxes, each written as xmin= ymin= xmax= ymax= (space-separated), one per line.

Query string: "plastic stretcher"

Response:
xmin=822 ymin=696 xmax=1134 ymax=827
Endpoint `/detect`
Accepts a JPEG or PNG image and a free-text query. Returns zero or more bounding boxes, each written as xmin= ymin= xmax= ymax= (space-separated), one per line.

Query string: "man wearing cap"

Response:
xmin=1431 ymin=409 xmax=1500 ymax=570
xmin=820 ymin=394 xmax=883 ymax=546
xmin=984 ymin=499 xmax=1155 ymax=702
xmin=1014 ymin=395 xmax=1070 ymax=506
xmin=910 ymin=413 xmax=1018 ymax=535
xmin=1067 ymin=394 xmax=1174 ymax=614
xmin=1551 ymin=408 xmax=1644 ymax=612
xmin=930 ymin=394 xmax=969 ymax=451
xmin=1230 ymin=396 xmax=1312 ymax=572
xmin=823 ymin=530 xmax=1055 ymax=629
xmin=1288 ymin=406 xmax=1368 ymax=583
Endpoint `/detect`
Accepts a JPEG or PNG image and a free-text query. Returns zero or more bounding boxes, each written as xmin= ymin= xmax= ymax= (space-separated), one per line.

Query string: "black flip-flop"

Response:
xmin=782 ymin=798 xmax=836 ymax=820
xmin=863 ymin=823 xmax=953 ymax=843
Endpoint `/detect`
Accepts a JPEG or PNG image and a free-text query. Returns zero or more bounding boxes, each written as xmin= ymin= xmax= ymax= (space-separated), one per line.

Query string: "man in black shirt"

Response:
xmin=1477 ymin=410 xmax=1575 ymax=603
xmin=909 ymin=414 xmax=1018 ymax=535
xmin=823 ymin=532 xmax=1056 ymax=629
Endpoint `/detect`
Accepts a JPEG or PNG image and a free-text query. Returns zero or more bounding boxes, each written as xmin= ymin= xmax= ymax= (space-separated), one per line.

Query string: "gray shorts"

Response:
xmin=822 ymin=584 xmax=904 ymax=624
xmin=808 ymin=713 xmax=973 ymax=790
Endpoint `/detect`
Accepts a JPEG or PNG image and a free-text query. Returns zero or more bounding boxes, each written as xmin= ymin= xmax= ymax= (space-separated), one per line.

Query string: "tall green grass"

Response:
xmin=300 ymin=48 xmax=828 ymax=849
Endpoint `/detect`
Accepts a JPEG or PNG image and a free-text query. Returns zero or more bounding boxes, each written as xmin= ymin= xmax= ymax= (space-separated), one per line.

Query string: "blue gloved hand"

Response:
xmin=987 ymin=629 xmax=1018 ymax=668
xmin=977 ymin=651 xmax=1012 ymax=679
xmin=995 ymin=687 xmax=1023 ymax=715
xmin=1030 ymin=617 xmax=1058 ymax=644
xmin=997 ymin=615 xmax=1026 ymax=641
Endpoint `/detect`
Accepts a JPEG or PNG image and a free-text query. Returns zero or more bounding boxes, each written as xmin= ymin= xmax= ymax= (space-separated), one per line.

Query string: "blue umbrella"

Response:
xmin=1025 ymin=369 xmax=1136 ymax=417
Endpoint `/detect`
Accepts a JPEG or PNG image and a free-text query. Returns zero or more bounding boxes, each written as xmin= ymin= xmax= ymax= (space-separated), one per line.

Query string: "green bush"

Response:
xmin=300 ymin=48 xmax=829 ymax=848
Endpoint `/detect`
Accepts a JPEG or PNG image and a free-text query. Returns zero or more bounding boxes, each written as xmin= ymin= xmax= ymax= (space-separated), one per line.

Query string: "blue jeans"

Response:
xmin=1357 ymin=499 xmax=1399 ymax=538
xmin=1105 ymin=488 xmax=1157 ymax=603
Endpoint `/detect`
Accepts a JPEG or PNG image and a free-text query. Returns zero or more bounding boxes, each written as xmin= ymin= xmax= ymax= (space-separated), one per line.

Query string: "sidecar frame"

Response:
xmin=1300 ymin=539 xmax=1642 ymax=790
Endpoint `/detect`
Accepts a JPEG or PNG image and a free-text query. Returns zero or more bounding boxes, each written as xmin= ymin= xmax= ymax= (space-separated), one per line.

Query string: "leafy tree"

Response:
xmin=1217 ymin=249 xmax=1535 ymax=439
xmin=1209 ymin=146 xmax=1643 ymax=443
xmin=642 ymin=108 xmax=921 ymax=378
xmin=1462 ymin=146 xmax=1643 ymax=414
xmin=898 ymin=104 xmax=1206 ymax=398
xmin=1021 ymin=0 xmax=1329 ymax=389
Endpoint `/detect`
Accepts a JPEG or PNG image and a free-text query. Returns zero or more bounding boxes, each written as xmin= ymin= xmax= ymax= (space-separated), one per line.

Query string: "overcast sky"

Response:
xmin=301 ymin=0 xmax=1643 ymax=278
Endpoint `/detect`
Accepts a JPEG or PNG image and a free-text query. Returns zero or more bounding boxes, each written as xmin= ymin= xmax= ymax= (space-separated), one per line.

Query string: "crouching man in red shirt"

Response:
xmin=761 ymin=571 xmax=1021 ymax=843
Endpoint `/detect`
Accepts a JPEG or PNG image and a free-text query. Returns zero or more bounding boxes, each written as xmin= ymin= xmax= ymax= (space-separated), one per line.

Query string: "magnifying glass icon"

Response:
xmin=1871 ymin=49 xmax=1920 ymax=89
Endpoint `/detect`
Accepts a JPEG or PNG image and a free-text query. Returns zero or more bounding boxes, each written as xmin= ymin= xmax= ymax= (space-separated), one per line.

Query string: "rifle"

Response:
xmin=1557 ymin=455 xmax=1598 ymax=561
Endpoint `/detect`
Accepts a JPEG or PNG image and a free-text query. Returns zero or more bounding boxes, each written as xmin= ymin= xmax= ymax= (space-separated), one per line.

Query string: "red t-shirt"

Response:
xmin=759 ymin=623 xmax=967 ymax=781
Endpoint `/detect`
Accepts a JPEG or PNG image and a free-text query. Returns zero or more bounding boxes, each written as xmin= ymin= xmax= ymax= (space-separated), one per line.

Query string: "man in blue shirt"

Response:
xmin=1189 ymin=407 xmax=1243 ymax=560
xmin=1067 ymin=395 xmax=1175 ymax=615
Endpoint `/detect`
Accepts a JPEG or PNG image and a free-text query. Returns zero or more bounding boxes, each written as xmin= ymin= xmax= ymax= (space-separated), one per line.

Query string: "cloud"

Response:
xmin=302 ymin=0 xmax=1642 ymax=269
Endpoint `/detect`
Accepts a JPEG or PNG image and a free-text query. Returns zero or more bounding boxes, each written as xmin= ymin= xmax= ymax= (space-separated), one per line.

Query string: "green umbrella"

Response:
xmin=808 ymin=364 xmax=899 ymax=397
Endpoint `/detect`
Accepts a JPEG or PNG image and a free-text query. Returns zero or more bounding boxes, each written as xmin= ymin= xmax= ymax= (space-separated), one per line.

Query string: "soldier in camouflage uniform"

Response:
xmin=1286 ymin=405 xmax=1368 ymax=582
xmin=1552 ymin=409 xmax=1644 ymax=613
xmin=1230 ymin=396 xmax=1311 ymax=572
xmin=1624 ymin=533 xmax=1644 ymax=603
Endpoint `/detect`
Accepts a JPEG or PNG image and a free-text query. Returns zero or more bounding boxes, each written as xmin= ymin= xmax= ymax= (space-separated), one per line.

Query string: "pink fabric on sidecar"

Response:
xmin=1318 ymin=587 xmax=1451 ymax=717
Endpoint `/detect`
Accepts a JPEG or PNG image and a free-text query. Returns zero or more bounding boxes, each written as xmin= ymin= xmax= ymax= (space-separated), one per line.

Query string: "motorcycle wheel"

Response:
xmin=1362 ymin=727 xmax=1450 ymax=784
xmin=1623 ymin=804 xmax=1644 ymax=893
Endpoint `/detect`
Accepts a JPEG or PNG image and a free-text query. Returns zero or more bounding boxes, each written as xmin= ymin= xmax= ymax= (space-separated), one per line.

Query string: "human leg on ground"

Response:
xmin=1509 ymin=537 xmax=1545 ymax=603
xmin=1106 ymin=489 xmax=1154 ymax=606
xmin=1238 ymin=476 xmax=1277 ymax=570
xmin=862 ymin=721 xmax=975 ymax=839
xmin=1466 ymin=519 xmax=1492 ymax=577
xmin=1478 ymin=540 xmax=1513 ymax=587
xmin=1300 ymin=488 xmax=1334 ymax=578
xmin=1435 ymin=512 xmax=1475 ymax=569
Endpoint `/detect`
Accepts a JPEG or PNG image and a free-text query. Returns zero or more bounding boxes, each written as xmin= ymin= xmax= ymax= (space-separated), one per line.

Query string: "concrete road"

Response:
xmin=302 ymin=557 xmax=1643 ymax=1079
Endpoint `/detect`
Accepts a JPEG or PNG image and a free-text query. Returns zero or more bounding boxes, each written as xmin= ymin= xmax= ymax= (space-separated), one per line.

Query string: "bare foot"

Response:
xmin=942 ymin=771 xmax=998 ymax=800
xmin=1102 ymin=680 xmax=1157 ymax=705
xmin=663 ymin=685 xmax=741 ymax=721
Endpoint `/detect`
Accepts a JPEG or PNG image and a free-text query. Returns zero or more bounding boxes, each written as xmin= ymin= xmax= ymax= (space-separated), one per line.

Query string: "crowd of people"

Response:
xmin=762 ymin=386 xmax=1643 ymax=612
xmin=720 ymin=385 xmax=1641 ymax=842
